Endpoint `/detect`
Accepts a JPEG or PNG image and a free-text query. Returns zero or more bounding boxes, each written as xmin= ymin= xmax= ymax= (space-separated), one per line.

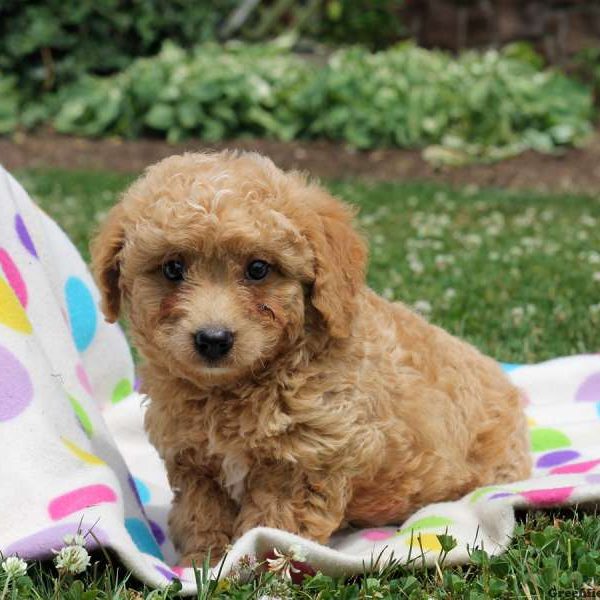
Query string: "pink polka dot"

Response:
xmin=575 ymin=372 xmax=600 ymax=403
xmin=520 ymin=486 xmax=575 ymax=506
xmin=48 ymin=484 xmax=117 ymax=520
xmin=550 ymin=459 xmax=600 ymax=475
xmin=519 ymin=388 xmax=530 ymax=407
xmin=0 ymin=344 xmax=33 ymax=421
xmin=76 ymin=363 xmax=94 ymax=396
xmin=0 ymin=248 xmax=27 ymax=308
xmin=171 ymin=566 xmax=188 ymax=579
xmin=362 ymin=529 xmax=394 ymax=541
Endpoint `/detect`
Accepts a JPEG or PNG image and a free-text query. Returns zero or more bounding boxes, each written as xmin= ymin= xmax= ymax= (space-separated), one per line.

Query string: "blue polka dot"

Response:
xmin=500 ymin=362 xmax=522 ymax=373
xmin=125 ymin=518 xmax=163 ymax=560
xmin=596 ymin=402 xmax=600 ymax=418
xmin=65 ymin=277 xmax=97 ymax=352
xmin=133 ymin=477 xmax=151 ymax=505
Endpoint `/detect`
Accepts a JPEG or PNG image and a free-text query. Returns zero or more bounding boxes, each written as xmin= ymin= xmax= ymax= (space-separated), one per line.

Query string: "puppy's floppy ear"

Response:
xmin=90 ymin=203 xmax=126 ymax=323
xmin=307 ymin=190 xmax=368 ymax=338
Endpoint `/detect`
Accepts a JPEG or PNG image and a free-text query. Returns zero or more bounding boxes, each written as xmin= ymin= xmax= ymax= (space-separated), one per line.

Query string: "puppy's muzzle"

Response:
xmin=194 ymin=327 xmax=234 ymax=361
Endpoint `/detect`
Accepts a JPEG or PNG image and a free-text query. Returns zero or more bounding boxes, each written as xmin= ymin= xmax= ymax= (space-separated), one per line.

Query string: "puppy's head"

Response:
xmin=91 ymin=152 xmax=366 ymax=385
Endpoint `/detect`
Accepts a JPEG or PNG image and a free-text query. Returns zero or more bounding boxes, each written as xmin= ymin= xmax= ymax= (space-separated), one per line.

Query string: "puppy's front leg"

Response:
xmin=233 ymin=463 xmax=350 ymax=544
xmin=169 ymin=474 xmax=237 ymax=567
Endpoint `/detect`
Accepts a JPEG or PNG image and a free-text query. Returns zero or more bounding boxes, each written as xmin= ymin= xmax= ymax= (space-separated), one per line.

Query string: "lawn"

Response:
xmin=4 ymin=168 xmax=600 ymax=599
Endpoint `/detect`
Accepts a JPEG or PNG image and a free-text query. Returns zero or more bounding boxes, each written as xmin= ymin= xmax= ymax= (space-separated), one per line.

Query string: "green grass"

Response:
xmin=19 ymin=169 xmax=600 ymax=363
xmin=5 ymin=168 xmax=600 ymax=599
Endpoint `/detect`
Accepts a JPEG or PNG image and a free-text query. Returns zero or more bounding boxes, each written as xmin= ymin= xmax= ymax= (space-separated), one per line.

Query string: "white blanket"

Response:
xmin=1 ymin=166 xmax=599 ymax=594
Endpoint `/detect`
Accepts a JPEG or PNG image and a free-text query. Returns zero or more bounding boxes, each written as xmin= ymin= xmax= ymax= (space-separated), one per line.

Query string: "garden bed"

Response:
xmin=4 ymin=131 xmax=600 ymax=193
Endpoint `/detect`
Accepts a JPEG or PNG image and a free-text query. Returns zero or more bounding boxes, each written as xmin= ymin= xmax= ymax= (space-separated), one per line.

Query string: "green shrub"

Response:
xmin=318 ymin=0 xmax=405 ymax=49
xmin=0 ymin=1 xmax=235 ymax=93
xmin=50 ymin=42 xmax=316 ymax=143
xmin=37 ymin=41 xmax=592 ymax=163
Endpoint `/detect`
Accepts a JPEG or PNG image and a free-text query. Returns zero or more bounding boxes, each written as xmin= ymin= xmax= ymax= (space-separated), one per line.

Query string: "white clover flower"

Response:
xmin=408 ymin=254 xmax=424 ymax=274
xmin=1 ymin=556 xmax=27 ymax=578
xmin=593 ymin=272 xmax=600 ymax=283
xmin=462 ymin=233 xmax=482 ymax=249
xmin=229 ymin=554 xmax=258 ymax=584
xmin=511 ymin=306 xmax=525 ymax=325
xmin=590 ymin=303 xmax=600 ymax=316
xmin=580 ymin=214 xmax=596 ymax=227
xmin=443 ymin=288 xmax=457 ymax=301
xmin=382 ymin=287 xmax=395 ymax=300
xmin=54 ymin=545 xmax=91 ymax=575
xmin=266 ymin=545 xmax=306 ymax=581
xmin=434 ymin=254 xmax=455 ymax=270
xmin=63 ymin=533 xmax=86 ymax=547
xmin=289 ymin=544 xmax=307 ymax=562
xmin=413 ymin=300 xmax=432 ymax=315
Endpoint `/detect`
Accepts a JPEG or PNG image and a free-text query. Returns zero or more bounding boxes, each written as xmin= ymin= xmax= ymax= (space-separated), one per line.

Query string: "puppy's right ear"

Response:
xmin=90 ymin=203 xmax=126 ymax=323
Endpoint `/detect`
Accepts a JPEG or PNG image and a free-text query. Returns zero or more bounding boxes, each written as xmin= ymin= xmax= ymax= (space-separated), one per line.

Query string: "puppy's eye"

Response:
xmin=245 ymin=259 xmax=270 ymax=281
xmin=163 ymin=259 xmax=185 ymax=282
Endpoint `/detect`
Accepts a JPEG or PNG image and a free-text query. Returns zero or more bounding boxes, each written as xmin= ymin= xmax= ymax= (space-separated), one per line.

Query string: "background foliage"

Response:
xmin=0 ymin=0 xmax=236 ymax=94
xmin=5 ymin=41 xmax=591 ymax=164
xmin=0 ymin=1 xmax=597 ymax=163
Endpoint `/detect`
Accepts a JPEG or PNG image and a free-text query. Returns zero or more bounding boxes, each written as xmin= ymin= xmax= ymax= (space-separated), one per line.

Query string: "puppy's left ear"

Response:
xmin=90 ymin=203 xmax=126 ymax=323
xmin=307 ymin=191 xmax=368 ymax=338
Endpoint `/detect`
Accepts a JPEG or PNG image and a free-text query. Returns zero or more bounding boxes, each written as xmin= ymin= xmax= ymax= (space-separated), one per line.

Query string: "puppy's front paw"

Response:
xmin=179 ymin=549 xmax=224 ymax=569
xmin=177 ymin=531 xmax=231 ymax=568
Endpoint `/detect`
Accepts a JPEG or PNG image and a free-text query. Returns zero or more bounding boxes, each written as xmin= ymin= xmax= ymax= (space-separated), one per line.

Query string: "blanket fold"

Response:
xmin=0 ymin=166 xmax=598 ymax=594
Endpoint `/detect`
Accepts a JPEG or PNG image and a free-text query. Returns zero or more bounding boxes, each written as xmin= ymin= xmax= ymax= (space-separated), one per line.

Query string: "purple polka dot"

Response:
xmin=575 ymin=372 xmax=600 ymax=402
xmin=127 ymin=474 xmax=144 ymax=509
xmin=134 ymin=376 xmax=141 ymax=392
xmin=15 ymin=215 xmax=38 ymax=258
xmin=536 ymin=450 xmax=580 ymax=469
xmin=154 ymin=564 xmax=177 ymax=581
xmin=586 ymin=473 xmax=600 ymax=485
xmin=149 ymin=519 xmax=165 ymax=545
xmin=489 ymin=492 xmax=515 ymax=500
xmin=0 ymin=344 xmax=33 ymax=421
xmin=2 ymin=523 xmax=107 ymax=560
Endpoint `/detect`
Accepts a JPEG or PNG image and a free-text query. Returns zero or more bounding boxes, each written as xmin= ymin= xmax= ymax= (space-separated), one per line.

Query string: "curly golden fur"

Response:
xmin=91 ymin=151 xmax=531 ymax=565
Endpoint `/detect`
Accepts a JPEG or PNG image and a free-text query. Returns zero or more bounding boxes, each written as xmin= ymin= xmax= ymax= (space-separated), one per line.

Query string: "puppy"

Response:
xmin=91 ymin=151 xmax=531 ymax=565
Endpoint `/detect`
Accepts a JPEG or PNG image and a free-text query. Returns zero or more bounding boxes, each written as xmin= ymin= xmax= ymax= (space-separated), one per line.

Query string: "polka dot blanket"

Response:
xmin=0 ymin=165 xmax=599 ymax=594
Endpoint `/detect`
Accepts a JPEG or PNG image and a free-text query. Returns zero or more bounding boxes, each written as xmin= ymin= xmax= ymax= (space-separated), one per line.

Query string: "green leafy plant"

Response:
xmin=36 ymin=41 xmax=592 ymax=164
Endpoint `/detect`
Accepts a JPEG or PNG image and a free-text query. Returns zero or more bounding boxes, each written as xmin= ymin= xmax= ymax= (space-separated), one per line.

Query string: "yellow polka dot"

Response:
xmin=0 ymin=277 xmax=32 ymax=333
xmin=527 ymin=416 xmax=537 ymax=427
xmin=406 ymin=533 xmax=443 ymax=552
xmin=61 ymin=437 xmax=105 ymax=465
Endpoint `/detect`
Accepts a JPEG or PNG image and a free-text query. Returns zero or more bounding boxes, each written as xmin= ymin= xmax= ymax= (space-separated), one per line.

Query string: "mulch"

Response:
xmin=3 ymin=132 xmax=600 ymax=194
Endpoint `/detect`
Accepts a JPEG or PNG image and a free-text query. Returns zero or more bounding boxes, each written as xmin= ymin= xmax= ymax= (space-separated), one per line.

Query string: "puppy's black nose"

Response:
xmin=194 ymin=328 xmax=234 ymax=360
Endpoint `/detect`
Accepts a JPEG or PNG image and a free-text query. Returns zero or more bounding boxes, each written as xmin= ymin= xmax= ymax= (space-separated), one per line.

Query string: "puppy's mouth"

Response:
xmin=197 ymin=364 xmax=236 ymax=375
xmin=190 ymin=327 xmax=239 ymax=375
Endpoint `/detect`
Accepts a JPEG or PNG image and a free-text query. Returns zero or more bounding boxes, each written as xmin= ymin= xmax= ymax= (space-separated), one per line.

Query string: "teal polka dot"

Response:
xmin=125 ymin=518 xmax=163 ymax=559
xmin=500 ymin=363 xmax=522 ymax=373
xmin=133 ymin=477 xmax=151 ymax=505
xmin=65 ymin=277 xmax=97 ymax=352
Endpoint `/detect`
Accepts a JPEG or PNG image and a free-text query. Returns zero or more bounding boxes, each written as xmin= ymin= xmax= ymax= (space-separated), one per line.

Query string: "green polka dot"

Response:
xmin=112 ymin=378 xmax=133 ymax=404
xmin=397 ymin=516 xmax=454 ymax=535
xmin=530 ymin=428 xmax=571 ymax=453
xmin=68 ymin=395 xmax=93 ymax=437
xmin=469 ymin=486 xmax=501 ymax=504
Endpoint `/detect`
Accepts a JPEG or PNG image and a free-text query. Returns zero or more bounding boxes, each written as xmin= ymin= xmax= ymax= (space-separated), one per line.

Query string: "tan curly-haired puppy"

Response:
xmin=91 ymin=151 xmax=531 ymax=565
